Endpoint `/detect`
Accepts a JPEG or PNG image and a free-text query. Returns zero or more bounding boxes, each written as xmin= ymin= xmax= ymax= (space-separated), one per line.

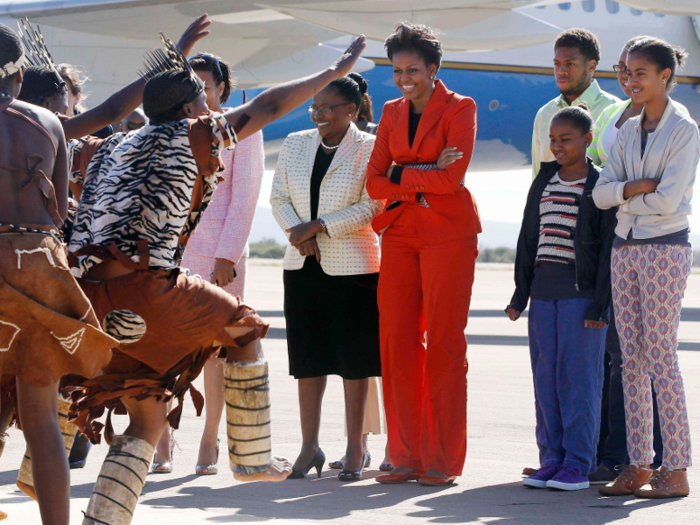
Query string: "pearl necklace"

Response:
xmin=320 ymin=139 xmax=341 ymax=151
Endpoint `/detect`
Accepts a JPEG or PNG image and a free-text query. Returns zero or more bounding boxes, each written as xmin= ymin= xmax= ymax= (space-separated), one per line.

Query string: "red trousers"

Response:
xmin=378 ymin=207 xmax=478 ymax=476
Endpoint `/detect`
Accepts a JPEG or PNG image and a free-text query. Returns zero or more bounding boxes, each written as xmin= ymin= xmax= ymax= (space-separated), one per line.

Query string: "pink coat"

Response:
xmin=186 ymin=131 xmax=264 ymax=263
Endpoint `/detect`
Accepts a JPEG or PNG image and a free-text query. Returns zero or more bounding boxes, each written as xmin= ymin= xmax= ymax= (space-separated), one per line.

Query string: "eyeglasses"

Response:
xmin=307 ymin=103 xmax=349 ymax=116
xmin=613 ymin=64 xmax=628 ymax=73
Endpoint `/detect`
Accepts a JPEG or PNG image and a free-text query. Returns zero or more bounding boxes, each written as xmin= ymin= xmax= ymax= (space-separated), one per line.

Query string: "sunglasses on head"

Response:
xmin=191 ymin=53 xmax=224 ymax=83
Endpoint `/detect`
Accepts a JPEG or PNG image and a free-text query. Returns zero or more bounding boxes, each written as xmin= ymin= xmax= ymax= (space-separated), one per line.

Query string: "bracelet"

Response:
xmin=318 ymin=218 xmax=329 ymax=235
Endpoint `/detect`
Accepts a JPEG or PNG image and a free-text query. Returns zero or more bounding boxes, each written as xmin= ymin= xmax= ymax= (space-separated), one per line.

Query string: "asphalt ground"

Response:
xmin=1 ymin=261 xmax=698 ymax=524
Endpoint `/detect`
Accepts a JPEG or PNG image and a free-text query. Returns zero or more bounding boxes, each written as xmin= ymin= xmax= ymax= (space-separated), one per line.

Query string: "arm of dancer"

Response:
xmin=61 ymin=15 xmax=212 ymax=140
xmin=222 ymin=36 xmax=366 ymax=141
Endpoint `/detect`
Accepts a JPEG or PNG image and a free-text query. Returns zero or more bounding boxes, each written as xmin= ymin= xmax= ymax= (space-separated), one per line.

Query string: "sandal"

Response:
xmin=195 ymin=438 xmax=220 ymax=475
xmin=152 ymin=434 xmax=175 ymax=474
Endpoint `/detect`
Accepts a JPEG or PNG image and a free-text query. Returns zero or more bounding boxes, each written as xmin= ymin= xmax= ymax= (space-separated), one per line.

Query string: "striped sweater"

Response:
xmin=535 ymin=173 xmax=586 ymax=265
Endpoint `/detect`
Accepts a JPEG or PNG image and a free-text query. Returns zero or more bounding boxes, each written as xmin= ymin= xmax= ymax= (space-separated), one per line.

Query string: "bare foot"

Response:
xmin=16 ymin=480 xmax=37 ymax=501
xmin=233 ymin=456 xmax=292 ymax=482
xmin=0 ymin=508 xmax=7 ymax=520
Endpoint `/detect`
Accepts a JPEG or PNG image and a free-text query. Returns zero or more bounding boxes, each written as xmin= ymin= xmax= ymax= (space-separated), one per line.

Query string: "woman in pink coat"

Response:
xmin=152 ymin=53 xmax=265 ymax=475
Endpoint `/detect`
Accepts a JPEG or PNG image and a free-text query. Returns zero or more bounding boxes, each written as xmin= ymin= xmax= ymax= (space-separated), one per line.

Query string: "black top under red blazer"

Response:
xmin=366 ymin=80 xmax=481 ymax=242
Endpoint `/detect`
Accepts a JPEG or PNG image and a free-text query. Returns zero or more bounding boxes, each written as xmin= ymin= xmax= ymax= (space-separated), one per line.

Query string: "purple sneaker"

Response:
xmin=546 ymin=465 xmax=590 ymax=491
xmin=522 ymin=465 xmax=559 ymax=488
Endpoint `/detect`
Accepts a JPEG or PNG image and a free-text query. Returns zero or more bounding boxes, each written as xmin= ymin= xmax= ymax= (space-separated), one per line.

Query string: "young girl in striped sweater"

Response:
xmin=507 ymin=106 xmax=616 ymax=491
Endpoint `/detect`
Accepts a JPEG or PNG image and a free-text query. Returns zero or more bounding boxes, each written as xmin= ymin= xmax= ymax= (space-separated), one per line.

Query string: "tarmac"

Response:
xmin=1 ymin=261 xmax=699 ymax=524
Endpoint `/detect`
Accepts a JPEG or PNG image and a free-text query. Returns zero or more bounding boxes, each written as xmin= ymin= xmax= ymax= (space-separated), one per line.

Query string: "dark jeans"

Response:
xmin=529 ymin=299 xmax=606 ymax=475
xmin=597 ymin=317 xmax=663 ymax=470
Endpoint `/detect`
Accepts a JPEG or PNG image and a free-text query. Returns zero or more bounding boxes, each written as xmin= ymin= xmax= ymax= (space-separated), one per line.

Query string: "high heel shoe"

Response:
xmin=288 ymin=449 xmax=326 ymax=479
xmin=329 ymin=452 xmax=372 ymax=470
xmin=151 ymin=436 xmax=175 ymax=474
xmin=338 ymin=453 xmax=367 ymax=482
xmin=195 ymin=438 xmax=220 ymax=475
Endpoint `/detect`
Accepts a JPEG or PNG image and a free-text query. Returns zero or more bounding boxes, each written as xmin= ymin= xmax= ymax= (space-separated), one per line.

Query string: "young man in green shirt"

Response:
xmin=531 ymin=28 xmax=620 ymax=179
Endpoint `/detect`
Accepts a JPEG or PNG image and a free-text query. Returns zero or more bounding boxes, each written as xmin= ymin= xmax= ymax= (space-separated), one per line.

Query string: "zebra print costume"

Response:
xmin=68 ymin=115 xmax=236 ymax=278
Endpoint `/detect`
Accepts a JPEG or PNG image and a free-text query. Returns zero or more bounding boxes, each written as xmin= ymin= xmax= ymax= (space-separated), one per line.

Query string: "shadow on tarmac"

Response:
xmin=88 ymin=471 xmax=672 ymax=524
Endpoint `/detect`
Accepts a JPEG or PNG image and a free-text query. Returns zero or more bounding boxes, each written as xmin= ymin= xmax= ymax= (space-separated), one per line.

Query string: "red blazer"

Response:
xmin=366 ymin=80 xmax=481 ymax=242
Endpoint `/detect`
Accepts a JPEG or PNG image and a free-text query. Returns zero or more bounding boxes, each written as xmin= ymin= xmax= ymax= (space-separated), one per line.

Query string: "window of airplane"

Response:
xmin=631 ymin=8 xmax=642 ymax=16
xmin=655 ymin=13 xmax=665 ymax=17
xmin=606 ymin=0 xmax=619 ymax=14
xmin=582 ymin=0 xmax=595 ymax=12
xmin=558 ymin=3 xmax=571 ymax=10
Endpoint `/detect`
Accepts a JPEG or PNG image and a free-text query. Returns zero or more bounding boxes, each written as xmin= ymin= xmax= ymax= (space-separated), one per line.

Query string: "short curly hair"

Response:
xmin=554 ymin=28 xmax=601 ymax=63
xmin=0 ymin=24 xmax=23 ymax=88
xmin=384 ymin=22 xmax=442 ymax=72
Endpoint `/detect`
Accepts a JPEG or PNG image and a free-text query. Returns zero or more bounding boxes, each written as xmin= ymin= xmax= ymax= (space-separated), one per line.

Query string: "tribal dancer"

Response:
xmin=0 ymin=23 xmax=117 ymax=525
xmin=6 ymin=16 xmax=207 ymax=503
xmin=68 ymin=30 xmax=366 ymax=524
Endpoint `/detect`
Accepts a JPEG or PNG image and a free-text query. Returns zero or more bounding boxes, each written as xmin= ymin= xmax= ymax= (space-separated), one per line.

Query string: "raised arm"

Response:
xmin=224 ymin=36 xmax=366 ymax=142
xmin=62 ymin=14 xmax=212 ymax=140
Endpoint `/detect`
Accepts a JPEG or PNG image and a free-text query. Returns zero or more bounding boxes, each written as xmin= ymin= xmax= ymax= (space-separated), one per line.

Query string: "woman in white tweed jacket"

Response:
xmin=271 ymin=75 xmax=383 ymax=482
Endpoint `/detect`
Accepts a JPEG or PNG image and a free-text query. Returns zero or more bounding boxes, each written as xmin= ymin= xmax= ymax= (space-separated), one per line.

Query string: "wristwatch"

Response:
xmin=318 ymin=218 xmax=329 ymax=235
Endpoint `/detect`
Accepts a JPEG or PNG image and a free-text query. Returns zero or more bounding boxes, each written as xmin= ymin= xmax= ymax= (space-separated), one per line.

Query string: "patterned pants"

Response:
xmin=611 ymin=244 xmax=692 ymax=469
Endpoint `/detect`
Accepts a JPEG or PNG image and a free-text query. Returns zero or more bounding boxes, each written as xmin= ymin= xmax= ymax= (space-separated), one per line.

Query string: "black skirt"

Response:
xmin=283 ymin=257 xmax=381 ymax=380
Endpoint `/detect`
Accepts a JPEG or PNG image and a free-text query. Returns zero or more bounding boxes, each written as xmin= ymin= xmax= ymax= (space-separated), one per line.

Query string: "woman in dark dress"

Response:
xmin=271 ymin=75 xmax=383 ymax=481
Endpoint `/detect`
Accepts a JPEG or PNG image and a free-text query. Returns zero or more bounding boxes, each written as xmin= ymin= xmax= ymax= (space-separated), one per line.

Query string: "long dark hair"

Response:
xmin=628 ymin=37 xmax=687 ymax=91
xmin=189 ymin=53 xmax=234 ymax=104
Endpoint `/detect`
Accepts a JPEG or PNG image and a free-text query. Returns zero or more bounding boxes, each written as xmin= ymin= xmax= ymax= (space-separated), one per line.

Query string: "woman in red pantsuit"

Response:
xmin=366 ymin=22 xmax=481 ymax=486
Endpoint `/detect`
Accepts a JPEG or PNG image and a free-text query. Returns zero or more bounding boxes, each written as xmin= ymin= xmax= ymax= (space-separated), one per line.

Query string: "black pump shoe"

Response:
xmin=329 ymin=452 xmax=372 ymax=470
xmin=338 ymin=453 xmax=367 ymax=482
xmin=288 ymin=449 xmax=326 ymax=479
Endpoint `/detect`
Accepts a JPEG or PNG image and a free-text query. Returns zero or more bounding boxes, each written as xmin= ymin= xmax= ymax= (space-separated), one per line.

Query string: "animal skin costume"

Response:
xmin=66 ymin=41 xmax=284 ymax=515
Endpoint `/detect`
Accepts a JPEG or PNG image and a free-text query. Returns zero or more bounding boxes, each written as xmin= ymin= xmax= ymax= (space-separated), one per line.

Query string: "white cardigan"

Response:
xmin=271 ymin=123 xmax=383 ymax=275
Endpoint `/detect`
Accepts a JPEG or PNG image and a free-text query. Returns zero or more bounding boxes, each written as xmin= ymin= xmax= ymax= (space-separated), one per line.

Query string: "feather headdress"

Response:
xmin=139 ymin=32 xmax=204 ymax=95
xmin=17 ymin=18 xmax=65 ymax=89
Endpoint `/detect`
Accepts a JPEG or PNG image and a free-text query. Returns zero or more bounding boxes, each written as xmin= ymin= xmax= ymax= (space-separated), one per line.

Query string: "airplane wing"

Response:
xmin=262 ymin=1 xmax=564 ymax=52
xmin=0 ymin=0 xmax=572 ymax=100
xmin=0 ymin=0 xmax=375 ymax=97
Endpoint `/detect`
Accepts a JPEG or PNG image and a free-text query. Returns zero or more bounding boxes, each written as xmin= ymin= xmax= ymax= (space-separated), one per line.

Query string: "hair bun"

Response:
xmin=347 ymin=72 xmax=368 ymax=95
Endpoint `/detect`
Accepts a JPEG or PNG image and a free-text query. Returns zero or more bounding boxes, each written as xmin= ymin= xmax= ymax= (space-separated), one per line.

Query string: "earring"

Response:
xmin=662 ymin=79 xmax=667 ymax=84
xmin=585 ymin=142 xmax=589 ymax=148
